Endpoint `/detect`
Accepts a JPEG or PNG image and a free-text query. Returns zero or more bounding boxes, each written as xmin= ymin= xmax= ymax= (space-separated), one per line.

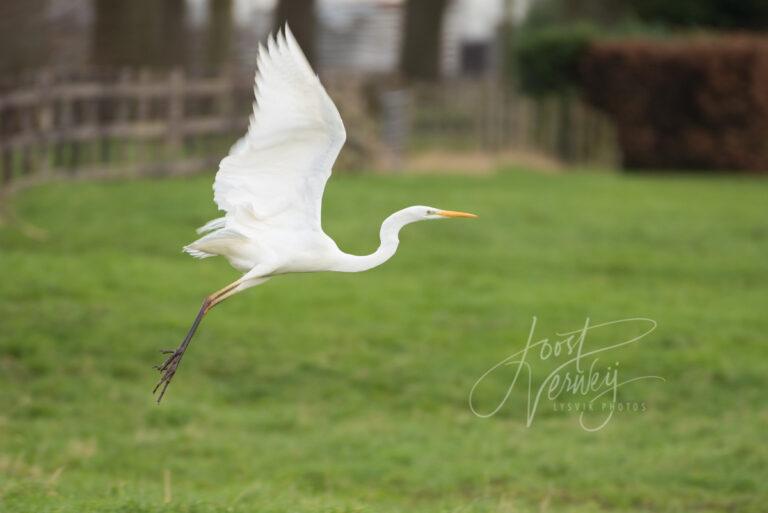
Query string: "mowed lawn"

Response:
xmin=0 ymin=169 xmax=766 ymax=512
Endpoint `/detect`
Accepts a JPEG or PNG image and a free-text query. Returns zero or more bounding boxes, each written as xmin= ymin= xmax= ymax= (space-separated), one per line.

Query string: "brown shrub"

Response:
xmin=580 ymin=36 xmax=768 ymax=172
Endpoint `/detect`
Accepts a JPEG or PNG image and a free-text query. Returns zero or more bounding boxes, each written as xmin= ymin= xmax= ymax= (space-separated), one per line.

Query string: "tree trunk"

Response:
xmin=400 ymin=0 xmax=449 ymax=81
xmin=273 ymin=0 xmax=316 ymax=67
xmin=161 ymin=0 xmax=187 ymax=68
xmin=92 ymin=0 xmax=187 ymax=69
xmin=206 ymin=0 xmax=234 ymax=73
xmin=0 ymin=0 xmax=49 ymax=74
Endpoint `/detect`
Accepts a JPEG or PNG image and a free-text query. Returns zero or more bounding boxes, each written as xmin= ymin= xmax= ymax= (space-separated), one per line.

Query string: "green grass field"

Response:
xmin=1 ymin=169 xmax=766 ymax=512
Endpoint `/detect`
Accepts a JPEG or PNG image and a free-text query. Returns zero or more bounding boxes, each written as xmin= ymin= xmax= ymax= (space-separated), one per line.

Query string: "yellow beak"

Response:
xmin=437 ymin=210 xmax=479 ymax=219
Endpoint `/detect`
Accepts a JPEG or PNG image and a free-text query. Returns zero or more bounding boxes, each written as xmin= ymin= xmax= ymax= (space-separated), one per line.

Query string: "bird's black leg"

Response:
xmin=153 ymin=297 xmax=210 ymax=402
xmin=153 ymin=280 xmax=241 ymax=403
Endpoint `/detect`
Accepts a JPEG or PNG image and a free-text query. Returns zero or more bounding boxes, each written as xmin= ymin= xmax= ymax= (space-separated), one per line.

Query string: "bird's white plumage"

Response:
xmin=159 ymin=26 xmax=475 ymax=402
xmin=185 ymin=26 xmax=346 ymax=269
xmin=184 ymin=26 xmax=471 ymax=281
xmin=213 ymin=26 xmax=346 ymax=230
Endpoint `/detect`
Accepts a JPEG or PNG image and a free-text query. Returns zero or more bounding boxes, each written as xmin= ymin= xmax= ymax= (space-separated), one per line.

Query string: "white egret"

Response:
xmin=154 ymin=26 xmax=477 ymax=401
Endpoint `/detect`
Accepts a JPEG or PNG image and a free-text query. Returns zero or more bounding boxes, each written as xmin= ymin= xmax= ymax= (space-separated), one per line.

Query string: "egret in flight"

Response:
xmin=154 ymin=26 xmax=477 ymax=401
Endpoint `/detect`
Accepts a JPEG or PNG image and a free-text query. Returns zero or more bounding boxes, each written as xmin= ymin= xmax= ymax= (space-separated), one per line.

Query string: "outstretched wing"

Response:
xmin=213 ymin=26 xmax=346 ymax=232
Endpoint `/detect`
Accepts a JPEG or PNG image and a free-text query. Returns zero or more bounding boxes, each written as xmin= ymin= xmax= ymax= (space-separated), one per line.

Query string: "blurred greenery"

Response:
xmin=520 ymin=0 xmax=768 ymax=30
xmin=628 ymin=0 xmax=768 ymax=30
xmin=509 ymin=24 xmax=597 ymax=96
xmin=0 ymin=169 xmax=767 ymax=512
xmin=506 ymin=21 xmax=672 ymax=97
xmin=508 ymin=0 xmax=768 ymax=97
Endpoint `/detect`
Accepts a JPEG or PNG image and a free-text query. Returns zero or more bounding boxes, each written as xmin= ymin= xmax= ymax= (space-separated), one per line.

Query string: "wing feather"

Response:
xmin=212 ymin=26 xmax=346 ymax=232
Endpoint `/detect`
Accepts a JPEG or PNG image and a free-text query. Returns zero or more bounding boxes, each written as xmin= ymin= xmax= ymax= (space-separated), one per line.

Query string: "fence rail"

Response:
xmin=405 ymin=80 xmax=619 ymax=167
xmin=0 ymin=70 xmax=620 ymax=195
xmin=0 ymin=69 xmax=250 ymax=193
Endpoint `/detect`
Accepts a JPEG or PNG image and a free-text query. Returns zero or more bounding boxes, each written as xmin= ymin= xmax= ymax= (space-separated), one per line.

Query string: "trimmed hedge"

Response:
xmin=511 ymin=25 xmax=597 ymax=96
xmin=580 ymin=36 xmax=768 ymax=172
xmin=628 ymin=0 xmax=768 ymax=31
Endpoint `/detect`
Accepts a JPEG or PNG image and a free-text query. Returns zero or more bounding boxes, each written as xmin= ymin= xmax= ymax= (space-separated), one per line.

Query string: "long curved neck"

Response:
xmin=331 ymin=211 xmax=410 ymax=273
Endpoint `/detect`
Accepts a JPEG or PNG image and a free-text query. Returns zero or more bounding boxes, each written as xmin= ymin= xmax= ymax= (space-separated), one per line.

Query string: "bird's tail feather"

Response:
xmin=183 ymin=228 xmax=247 ymax=260
xmin=196 ymin=217 xmax=226 ymax=234
xmin=183 ymin=246 xmax=216 ymax=259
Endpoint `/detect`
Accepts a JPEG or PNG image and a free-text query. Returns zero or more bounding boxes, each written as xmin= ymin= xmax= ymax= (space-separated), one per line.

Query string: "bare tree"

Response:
xmin=0 ymin=0 xmax=49 ymax=74
xmin=92 ymin=0 xmax=187 ymax=69
xmin=273 ymin=0 xmax=316 ymax=66
xmin=400 ymin=0 xmax=450 ymax=81
xmin=205 ymin=0 xmax=234 ymax=72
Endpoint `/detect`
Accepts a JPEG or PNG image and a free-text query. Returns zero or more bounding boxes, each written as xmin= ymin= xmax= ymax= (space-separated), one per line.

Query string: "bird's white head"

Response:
xmin=402 ymin=205 xmax=479 ymax=222
xmin=379 ymin=205 xmax=478 ymax=243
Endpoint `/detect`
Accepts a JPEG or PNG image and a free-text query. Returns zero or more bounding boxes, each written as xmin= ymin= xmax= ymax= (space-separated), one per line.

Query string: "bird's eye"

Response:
xmin=426 ymin=210 xmax=435 ymax=215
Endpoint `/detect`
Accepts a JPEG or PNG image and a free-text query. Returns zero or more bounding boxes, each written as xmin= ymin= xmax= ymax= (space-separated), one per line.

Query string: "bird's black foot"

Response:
xmin=151 ymin=294 xmax=217 ymax=403
xmin=153 ymin=348 xmax=186 ymax=403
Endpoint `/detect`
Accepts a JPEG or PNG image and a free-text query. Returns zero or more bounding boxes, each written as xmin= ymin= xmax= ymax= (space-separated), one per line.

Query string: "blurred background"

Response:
xmin=1 ymin=1 xmax=767 ymax=512
xmin=2 ymin=0 xmax=767 ymax=187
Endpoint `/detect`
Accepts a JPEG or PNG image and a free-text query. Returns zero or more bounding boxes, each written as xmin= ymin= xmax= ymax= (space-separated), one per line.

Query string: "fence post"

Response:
xmin=110 ymin=69 xmax=130 ymax=166
xmin=137 ymin=69 xmax=151 ymax=122
xmin=219 ymin=66 xmax=237 ymax=137
xmin=36 ymin=70 xmax=54 ymax=176
xmin=84 ymin=85 xmax=100 ymax=170
xmin=1 ymin=149 xmax=12 ymax=189
xmin=167 ymin=68 xmax=184 ymax=156
xmin=57 ymin=84 xmax=76 ymax=173
xmin=132 ymin=68 xmax=151 ymax=170
xmin=380 ymin=88 xmax=410 ymax=171
xmin=19 ymin=107 xmax=33 ymax=177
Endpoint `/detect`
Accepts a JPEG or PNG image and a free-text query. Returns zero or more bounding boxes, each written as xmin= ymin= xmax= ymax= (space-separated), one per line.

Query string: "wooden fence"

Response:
xmin=0 ymin=70 xmax=620 ymax=196
xmin=406 ymin=80 xmax=619 ymax=167
xmin=0 ymin=69 xmax=250 ymax=194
